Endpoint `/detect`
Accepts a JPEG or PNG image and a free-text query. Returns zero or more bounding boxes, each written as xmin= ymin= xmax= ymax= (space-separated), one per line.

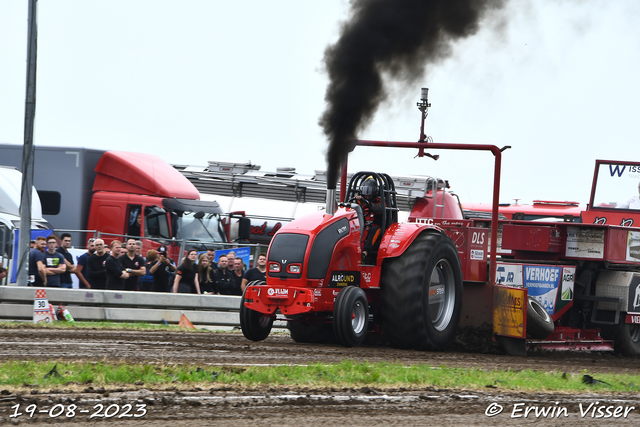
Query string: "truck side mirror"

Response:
xmin=238 ymin=217 xmax=251 ymax=241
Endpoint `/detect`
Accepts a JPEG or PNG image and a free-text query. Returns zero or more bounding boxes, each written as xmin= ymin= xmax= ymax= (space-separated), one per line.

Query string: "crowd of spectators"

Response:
xmin=25 ymin=233 xmax=266 ymax=295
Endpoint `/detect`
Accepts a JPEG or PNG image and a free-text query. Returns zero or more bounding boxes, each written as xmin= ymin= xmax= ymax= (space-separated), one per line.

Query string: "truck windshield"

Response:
xmin=592 ymin=162 xmax=640 ymax=210
xmin=176 ymin=212 xmax=226 ymax=242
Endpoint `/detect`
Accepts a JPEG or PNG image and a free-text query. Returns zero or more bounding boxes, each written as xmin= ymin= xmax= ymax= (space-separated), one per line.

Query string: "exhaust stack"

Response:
xmin=326 ymin=188 xmax=336 ymax=215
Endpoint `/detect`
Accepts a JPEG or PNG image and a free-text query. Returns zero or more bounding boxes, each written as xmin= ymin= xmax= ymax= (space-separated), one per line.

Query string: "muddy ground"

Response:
xmin=1 ymin=328 xmax=640 ymax=426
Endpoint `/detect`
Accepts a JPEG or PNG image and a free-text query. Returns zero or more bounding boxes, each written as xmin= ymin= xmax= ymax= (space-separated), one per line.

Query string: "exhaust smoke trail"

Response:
xmin=320 ymin=0 xmax=506 ymax=189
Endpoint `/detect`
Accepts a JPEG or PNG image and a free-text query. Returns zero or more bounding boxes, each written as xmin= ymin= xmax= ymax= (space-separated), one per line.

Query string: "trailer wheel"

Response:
xmin=240 ymin=281 xmax=274 ymax=341
xmin=288 ymin=319 xmax=335 ymax=344
xmin=526 ymin=296 xmax=554 ymax=339
xmin=381 ymin=231 xmax=463 ymax=350
xmin=333 ymin=286 xmax=369 ymax=347
xmin=612 ymin=322 xmax=640 ymax=356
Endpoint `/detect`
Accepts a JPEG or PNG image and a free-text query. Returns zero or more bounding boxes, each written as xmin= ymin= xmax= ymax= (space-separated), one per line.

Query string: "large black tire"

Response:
xmin=333 ymin=286 xmax=369 ymax=347
xmin=288 ymin=318 xmax=335 ymax=344
xmin=526 ymin=296 xmax=554 ymax=339
xmin=612 ymin=322 xmax=640 ymax=356
xmin=240 ymin=281 xmax=274 ymax=342
xmin=381 ymin=231 xmax=463 ymax=351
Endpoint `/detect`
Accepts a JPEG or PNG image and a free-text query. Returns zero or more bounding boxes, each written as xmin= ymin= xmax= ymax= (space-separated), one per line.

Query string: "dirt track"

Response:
xmin=1 ymin=328 xmax=640 ymax=426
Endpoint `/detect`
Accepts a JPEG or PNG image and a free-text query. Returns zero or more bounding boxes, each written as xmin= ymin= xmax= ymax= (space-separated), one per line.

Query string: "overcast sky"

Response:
xmin=1 ymin=1 xmax=639 ymax=207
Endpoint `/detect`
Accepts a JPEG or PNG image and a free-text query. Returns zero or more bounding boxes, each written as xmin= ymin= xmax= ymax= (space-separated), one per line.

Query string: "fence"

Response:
xmin=0 ymin=287 xmax=286 ymax=328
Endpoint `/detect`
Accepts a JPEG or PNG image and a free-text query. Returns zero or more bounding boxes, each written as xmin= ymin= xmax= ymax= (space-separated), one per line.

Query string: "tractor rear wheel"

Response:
xmin=240 ymin=281 xmax=274 ymax=341
xmin=381 ymin=231 xmax=463 ymax=350
xmin=333 ymin=286 xmax=369 ymax=347
xmin=612 ymin=322 xmax=640 ymax=356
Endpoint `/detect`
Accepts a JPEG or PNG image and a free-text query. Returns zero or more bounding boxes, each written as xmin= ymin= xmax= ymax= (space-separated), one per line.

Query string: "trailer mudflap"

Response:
xmin=493 ymin=285 xmax=527 ymax=339
xmin=244 ymin=285 xmax=316 ymax=315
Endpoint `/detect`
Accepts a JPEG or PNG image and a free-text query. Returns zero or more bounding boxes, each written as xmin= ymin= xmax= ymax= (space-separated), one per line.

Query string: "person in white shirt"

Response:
xmin=617 ymin=182 xmax=640 ymax=209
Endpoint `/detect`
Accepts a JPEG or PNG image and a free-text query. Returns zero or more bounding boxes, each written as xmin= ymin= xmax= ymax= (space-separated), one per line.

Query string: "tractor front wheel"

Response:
xmin=240 ymin=281 xmax=274 ymax=341
xmin=333 ymin=286 xmax=369 ymax=347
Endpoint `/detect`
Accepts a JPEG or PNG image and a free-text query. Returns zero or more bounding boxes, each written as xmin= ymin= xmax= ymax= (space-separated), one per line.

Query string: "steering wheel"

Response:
xmin=348 ymin=196 xmax=372 ymax=217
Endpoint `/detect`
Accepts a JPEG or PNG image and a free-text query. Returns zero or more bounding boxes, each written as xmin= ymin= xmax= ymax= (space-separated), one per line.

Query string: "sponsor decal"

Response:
xmin=627 ymin=231 xmax=640 ymax=262
xmin=428 ymin=285 xmax=445 ymax=303
xmin=267 ymin=288 xmax=288 ymax=296
xmin=495 ymin=263 xmax=523 ymax=287
xmin=565 ymin=227 xmax=605 ymax=259
xmin=524 ymin=265 xmax=562 ymax=315
xmin=628 ymin=275 xmax=640 ymax=312
xmin=328 ymin=271 xmax=360 ymax=288
xmin=471 ymin=231 xmax=485 ymax=245
xmin=314 ymin=289 xmax=322 ymax=297
xmin=621 ymin=218 xmax=634 ymax=227
xmin=560 ymin=267 xmax=576 ymax=302
xmin=470 ymin=249 xmax=484 ymax=260
xmin=337 ymin=225 xmax=348 ymax=235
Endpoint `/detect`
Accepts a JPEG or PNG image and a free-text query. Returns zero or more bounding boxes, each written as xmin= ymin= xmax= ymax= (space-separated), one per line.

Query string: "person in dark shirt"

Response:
xmin=198 ymin=253 xmax=215 ymax=294
xmin=173 ymin=250 xmax=200 ymax=294
xmin=149 ymin=246 xmax=177 ymax=292
xmin=43 ymin=235 xmax=66 ymax=288
xmin=87 ymin=239 xmax=110 ymax=289
xmin=118 ymin=238 xmax=146 ymax=291
xmin=138 ymin=249 xmax=156 ymax=292
xmin=76 ymin=238 xmax=96 ymax=289
xmin=56 ymin=233 xmax=75 ymax=288
xmin=28 ymin=236 xmax=47 ymax=286
xmin=231 ymin=258 xmax=244 ymax=295
xmin=213 ymin=254 xmax=236 ymax=295
xmin=241 ymin=253 xmax=267 ymax=293
xmin=105 ymin=240 xmax=129 ymax=290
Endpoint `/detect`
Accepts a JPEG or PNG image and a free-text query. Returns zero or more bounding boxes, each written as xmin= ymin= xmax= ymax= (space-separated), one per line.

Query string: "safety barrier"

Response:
xmin=0 ymin=287 xmax=261 ymax=327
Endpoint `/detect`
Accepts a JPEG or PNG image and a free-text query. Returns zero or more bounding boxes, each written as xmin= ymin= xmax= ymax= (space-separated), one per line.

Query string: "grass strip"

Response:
xmin=1 ymin=360 xmax=639 ymax=393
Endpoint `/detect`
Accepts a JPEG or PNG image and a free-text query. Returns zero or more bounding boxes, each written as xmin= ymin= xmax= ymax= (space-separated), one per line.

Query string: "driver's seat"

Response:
xmin=344 ymin=172 xmax=398 ymax=264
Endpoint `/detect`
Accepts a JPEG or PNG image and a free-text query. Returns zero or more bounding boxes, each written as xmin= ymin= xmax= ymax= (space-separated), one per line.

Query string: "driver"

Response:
xmin=354 ymin=178 xmax=384 ymax=260
xmin=617 ymin=181 xmax=640 ymax=209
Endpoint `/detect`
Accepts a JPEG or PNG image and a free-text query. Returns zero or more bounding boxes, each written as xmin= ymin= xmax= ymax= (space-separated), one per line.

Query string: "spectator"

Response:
xmin=118 ymin=238 xmax=146 ymax=291
xmin=198 ymin=253 xmax=215 ymax=294
xmin=56 ymin=233 xmax=76 ymax=289
xmin=241 ymin=252 xmax=267 ymax=293
xmin=128 ymin=212 xmax=142 ymax=237
xmin=105 ymin=240 xmax=129 ymax=290
xmin=135 ymin=240 xmax=144 ymax=259
xmin=226 ymin=251 xmax=236 ymax=274
xmin=0 ymin=260 xmax=7 ymax=283
xmin=29 ymin=239 xmax=35 ymax=249
xmin=76 ymin=238 xmax=95 ymax=289
xmin=28 ymin=236 xmax=47 ymax=286
xmin=138 ymin=249 xmax=156 ymax=291
xmin=232 ymin=258 xmax=244 ymax=295
xmin=43 ymin=235 xmax=66 ymax=288
xmin=173 ymin=249 xmax=200 ymax=294
xmin=87 ymin=238 xmax=109 ymax=289
xmin=213 ymin=254 xmax=237 ymax=295
xmin=150 ymin=246 xmax=177 ymax=292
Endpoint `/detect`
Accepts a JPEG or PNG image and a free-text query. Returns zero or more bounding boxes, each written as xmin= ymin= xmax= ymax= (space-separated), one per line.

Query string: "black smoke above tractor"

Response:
xmin=319 ymin=0 xmax=506 ymax=189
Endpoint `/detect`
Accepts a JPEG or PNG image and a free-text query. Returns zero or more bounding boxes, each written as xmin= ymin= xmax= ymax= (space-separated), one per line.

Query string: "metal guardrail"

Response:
xmin=0 ymin=287 xmax=253 ymax=327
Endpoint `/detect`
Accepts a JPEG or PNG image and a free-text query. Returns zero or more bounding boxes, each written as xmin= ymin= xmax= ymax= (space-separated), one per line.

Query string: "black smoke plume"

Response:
xmin=320 ymin=0 xmax=506 ymax=189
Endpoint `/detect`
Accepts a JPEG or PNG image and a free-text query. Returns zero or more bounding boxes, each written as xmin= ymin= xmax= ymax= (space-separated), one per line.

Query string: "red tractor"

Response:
xmin=240 ymin=138 xmax=501 ymax=350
